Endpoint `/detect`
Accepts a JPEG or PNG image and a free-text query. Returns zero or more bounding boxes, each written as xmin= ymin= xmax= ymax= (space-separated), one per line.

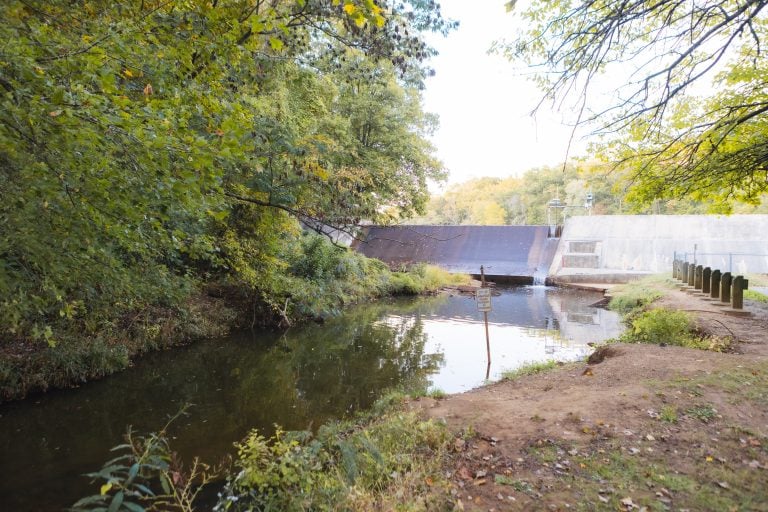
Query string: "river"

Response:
xmin=0 ymin=286 xmax=622 ymax=510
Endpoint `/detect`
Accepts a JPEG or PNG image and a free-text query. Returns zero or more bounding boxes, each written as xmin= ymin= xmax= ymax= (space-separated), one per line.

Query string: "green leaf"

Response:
xmin=268 ymin=37 xmax=284 ymax=51
xmin=107 ymin=491 xmax=124 ymax=512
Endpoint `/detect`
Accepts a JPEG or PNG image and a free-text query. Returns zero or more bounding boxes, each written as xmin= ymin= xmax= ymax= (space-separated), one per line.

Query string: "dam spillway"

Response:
xmin=352 ymin=225 xmax=559 ymax=283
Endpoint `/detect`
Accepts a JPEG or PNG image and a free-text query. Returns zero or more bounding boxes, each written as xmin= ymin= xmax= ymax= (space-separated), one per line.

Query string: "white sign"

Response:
xmin=476 ymin=288 xmax=492 ymax=312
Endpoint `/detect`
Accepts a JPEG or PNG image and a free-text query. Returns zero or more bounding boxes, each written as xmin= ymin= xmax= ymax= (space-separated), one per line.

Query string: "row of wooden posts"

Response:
xmin=672 ymin=259 xmax=749 ymax=310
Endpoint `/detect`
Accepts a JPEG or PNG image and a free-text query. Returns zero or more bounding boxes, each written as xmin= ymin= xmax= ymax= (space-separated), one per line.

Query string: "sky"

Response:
xmin=421 ymin=0 xmax=586 ymax=189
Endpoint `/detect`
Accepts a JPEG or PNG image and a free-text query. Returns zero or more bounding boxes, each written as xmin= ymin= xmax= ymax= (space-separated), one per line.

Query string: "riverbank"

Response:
xmin=0 ymin=263 xmax=470 ymax=403
xmin=422 ymin=275 xmax=768 ymax=510
xmin=69 ymin=275 xmax=768 ymax=510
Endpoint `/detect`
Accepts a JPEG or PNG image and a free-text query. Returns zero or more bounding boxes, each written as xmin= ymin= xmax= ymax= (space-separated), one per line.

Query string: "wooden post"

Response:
xmin=687 ymin=263 xmax=695 ymax=287
xmin=702 ymin=267 xmax=711 ymax=294
xmin=731 ymin=276 xmax=748 ymax=310
xmin=710 ymin=269 xmax=721 ymax=299
xmin=694 ymin=265 xmax=703 ymax=290
xmin=682 ymin=262 xmax=690 ymax=283
xmin=720 ymin=272 xmax=732 ymax=304
xmin=481 ymin=265 xmax=491 ymax=380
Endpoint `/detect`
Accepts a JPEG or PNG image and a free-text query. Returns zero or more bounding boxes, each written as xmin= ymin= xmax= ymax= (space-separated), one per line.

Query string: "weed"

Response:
xmin=494 ymin=475 xmax=534 ymax=494
xmin=502 ymin=360 xmax=559 ymax=380
xmin=686 ymin=404 xmax=718 ymax=423
xmin=659 ymin=405 xmax=679 ymax=423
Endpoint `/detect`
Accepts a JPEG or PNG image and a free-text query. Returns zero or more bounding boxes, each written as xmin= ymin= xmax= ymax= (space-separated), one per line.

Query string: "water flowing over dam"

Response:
xmin=352 ymin=225 xmax=559 ymax=283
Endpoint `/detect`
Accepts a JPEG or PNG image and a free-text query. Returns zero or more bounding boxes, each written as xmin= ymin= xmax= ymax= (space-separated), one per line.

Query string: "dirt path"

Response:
xmin=418 ymin=286 xmax=768 ymax=511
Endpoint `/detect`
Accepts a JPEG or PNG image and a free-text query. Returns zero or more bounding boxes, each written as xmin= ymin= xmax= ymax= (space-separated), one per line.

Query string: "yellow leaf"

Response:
xmin=123 ymin=69 xmax=133 ymax=78
xmin=100 ymin=482 xmax=113 ymax=495
xmin=706 ymin=456 xmax=713 ymax=462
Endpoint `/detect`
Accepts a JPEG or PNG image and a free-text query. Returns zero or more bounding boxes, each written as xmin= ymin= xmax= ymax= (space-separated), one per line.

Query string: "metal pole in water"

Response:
xmin=481 ymin=265 xmax=491 ymax=380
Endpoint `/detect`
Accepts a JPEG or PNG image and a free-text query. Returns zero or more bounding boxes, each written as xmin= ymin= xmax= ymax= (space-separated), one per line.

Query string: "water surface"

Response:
xmin=0 ymin=286 xmax=621 ymax=509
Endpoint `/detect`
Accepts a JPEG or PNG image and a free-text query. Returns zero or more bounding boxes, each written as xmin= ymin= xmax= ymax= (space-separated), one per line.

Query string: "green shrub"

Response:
xmin=218 ymin=411 xmax=451 ymax=511
xmin=623 ymin=308 xmax=694 ymax=345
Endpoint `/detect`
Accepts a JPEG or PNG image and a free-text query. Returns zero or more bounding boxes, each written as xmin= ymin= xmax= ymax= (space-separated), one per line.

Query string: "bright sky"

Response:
xmin=422 ymin=0 xmax=585 ymax=189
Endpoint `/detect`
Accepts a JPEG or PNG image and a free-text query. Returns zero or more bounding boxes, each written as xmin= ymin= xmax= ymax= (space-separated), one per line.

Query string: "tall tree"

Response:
xmin=0 ymin=0 xmax=453 ymax=343
xmin=501 ymin=0 xmax=768 ymax=207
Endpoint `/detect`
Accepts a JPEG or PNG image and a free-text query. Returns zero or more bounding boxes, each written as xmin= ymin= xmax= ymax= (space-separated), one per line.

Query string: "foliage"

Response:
xmin=72 ymin=409 xmax=226 ymax=512
xmin=622 ymin=308 xmax=696 ymax=346
xmin=216 ymin=409 xmax=452 ymax=511
xmin=502 ymin=0 xmax=768 ymax=208
xmin=0 ymin=0 xmax=454 ymax=389
xmin=413 ymin=162 xmax=767 ymax=226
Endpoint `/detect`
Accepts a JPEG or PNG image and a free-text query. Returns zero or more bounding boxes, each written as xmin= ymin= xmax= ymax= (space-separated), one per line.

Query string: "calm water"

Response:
xmin=0 ymin=286 xmax=621 ymax=510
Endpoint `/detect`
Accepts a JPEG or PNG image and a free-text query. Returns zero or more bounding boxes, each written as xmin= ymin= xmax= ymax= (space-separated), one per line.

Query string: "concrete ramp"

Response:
xmin=551 ymin=214 xmax=768 ymax=283
xmin=353 ymin=225 xmax=558 ymax=282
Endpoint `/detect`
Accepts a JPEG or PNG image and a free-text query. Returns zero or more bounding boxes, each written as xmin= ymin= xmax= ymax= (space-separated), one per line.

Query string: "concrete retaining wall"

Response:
xmin=550 ymin=215 xmax=768 ymax=283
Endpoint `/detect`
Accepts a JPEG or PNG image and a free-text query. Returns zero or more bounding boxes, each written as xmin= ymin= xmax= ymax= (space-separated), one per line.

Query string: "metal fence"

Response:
xmin=675 ymin=250 xmax=768 ymax=274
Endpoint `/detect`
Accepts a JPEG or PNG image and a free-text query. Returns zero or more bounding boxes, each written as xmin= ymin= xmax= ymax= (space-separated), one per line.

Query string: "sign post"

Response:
xmin=477 ymin=266 xmax=492 ymax=379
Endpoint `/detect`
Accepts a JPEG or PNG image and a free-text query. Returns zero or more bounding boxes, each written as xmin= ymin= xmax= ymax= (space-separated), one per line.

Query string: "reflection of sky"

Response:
xmin=421 ymin=318 xmax=589 ymax=393
xmin=380 ymin=286 xmax=623 ymax=394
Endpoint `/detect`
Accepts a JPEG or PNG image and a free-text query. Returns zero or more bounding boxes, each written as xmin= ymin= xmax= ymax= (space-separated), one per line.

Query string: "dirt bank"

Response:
xmin=419 ymin=286 xmax=768 ymax=511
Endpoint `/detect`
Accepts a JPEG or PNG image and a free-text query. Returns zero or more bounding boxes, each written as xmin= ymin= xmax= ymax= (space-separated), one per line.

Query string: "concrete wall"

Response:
xmin=353 ymin=225 xmax=558 ymax=281
xmin=550 ymin=215 xmax=768 ymax=281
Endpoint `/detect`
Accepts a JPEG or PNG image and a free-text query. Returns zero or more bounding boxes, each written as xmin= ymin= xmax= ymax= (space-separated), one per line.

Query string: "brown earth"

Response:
xmin=416 ymin=286 xmax=768 ymax=511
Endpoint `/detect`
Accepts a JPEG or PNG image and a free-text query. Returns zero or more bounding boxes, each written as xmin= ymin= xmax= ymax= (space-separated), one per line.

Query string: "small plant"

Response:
xmin=659 ymin=405 xmax=679 ymax=423
xmin=72 ymin=408 xmax=225 ymax=512
xmin=686 ymin=404 xmax=718 ymax=423
xmin=502 ymin=360 xmax=558 ymax=380
xmin=493 ymin=476 xmax=535 ymax=495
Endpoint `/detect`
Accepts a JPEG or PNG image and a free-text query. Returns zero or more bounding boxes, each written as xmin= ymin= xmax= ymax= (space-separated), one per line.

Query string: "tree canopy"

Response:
xmin=0 ymin=0 xmax=452 ymax=346
xmin=502 ymin=0 xmax=768 ymax=208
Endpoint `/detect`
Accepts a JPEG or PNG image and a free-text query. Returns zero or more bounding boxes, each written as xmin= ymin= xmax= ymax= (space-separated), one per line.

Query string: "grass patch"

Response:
xmin=608 ymin=275 xmax=668 ymax=315
xmin=674 ymin=362 xmax=768 ymax=406
xmin=744 ymin=289 xmax=768 ymax=303
xmin=501 ymin=360 xmax=559 ymax=380
xmin=686 ymin=404 xmax=718 ymax=423
xmin=561 ymin=440 xmax=767 ymax=511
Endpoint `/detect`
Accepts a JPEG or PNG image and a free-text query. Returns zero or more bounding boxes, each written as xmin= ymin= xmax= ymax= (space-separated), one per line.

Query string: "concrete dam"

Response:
xmin=352 ymin=225 xmax=559 ymax=283
xmin=353 ymin=215 xmax=768 ymax=283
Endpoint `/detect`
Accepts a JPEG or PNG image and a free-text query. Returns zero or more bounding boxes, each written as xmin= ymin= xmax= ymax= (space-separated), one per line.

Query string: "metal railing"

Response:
xmin=674 ymin=250 xmax=768 ymax=274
